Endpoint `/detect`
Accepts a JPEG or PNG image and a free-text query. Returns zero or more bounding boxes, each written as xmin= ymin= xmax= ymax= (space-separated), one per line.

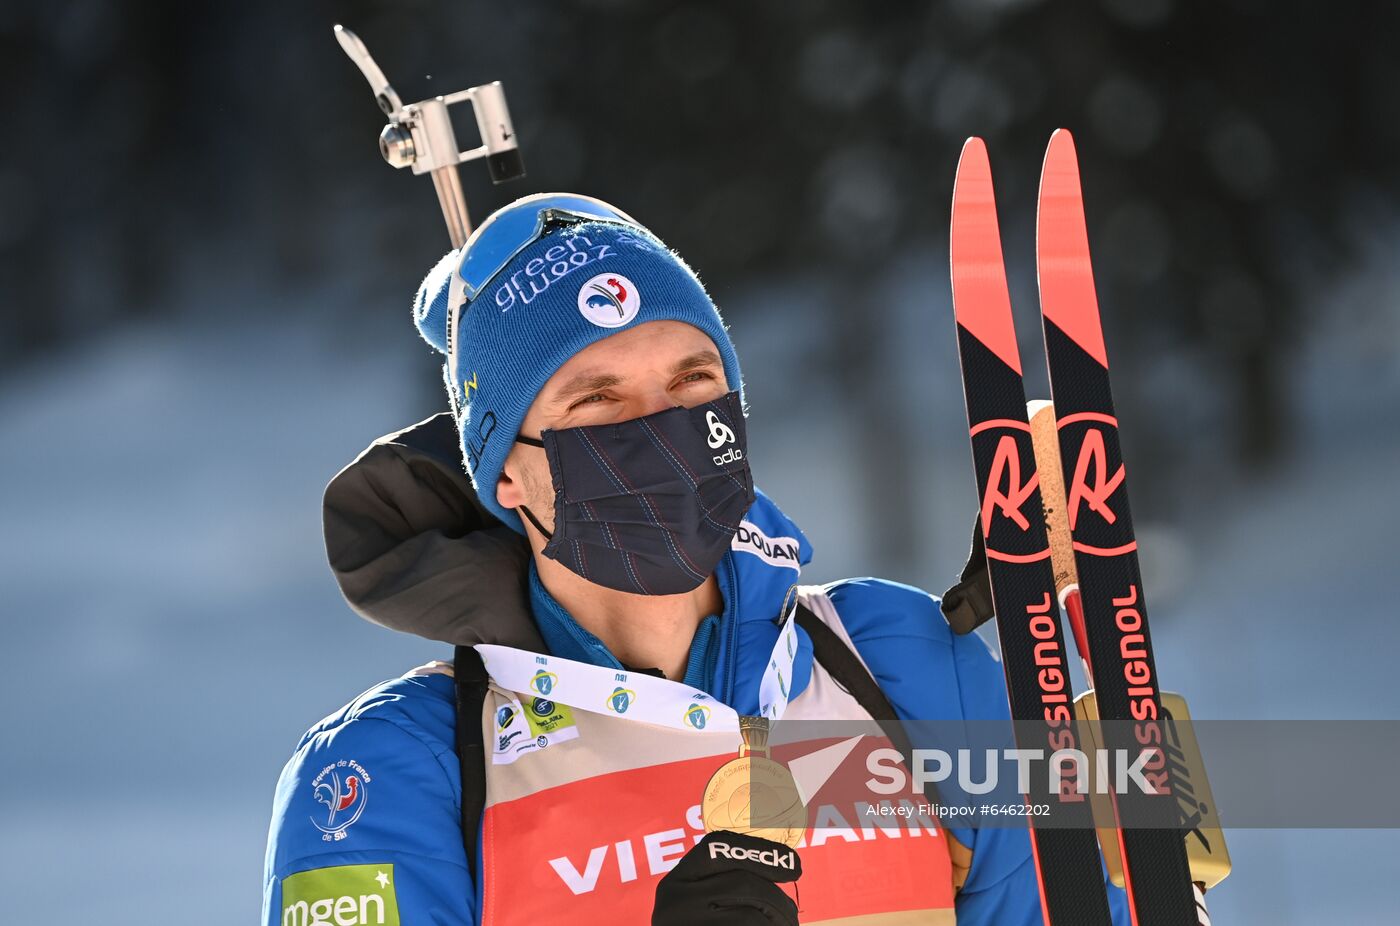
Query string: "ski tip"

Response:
xmin=950 ymin=136 xmax=1022 ymax=376
xmin=1046 ymin=128 xmax=1076 ymax=160
xmin=952 ymin=137 xmax=993 ymax=215
xmin=954 ymin=137 xmax=991 ymax=192
xmin=1036 ymin=127 xmax=1110 ymax=370
xmin=1039 ymin=129 xmax=1082 ymax=200
xmin=959 ymin=135 xmax=988 ymax=160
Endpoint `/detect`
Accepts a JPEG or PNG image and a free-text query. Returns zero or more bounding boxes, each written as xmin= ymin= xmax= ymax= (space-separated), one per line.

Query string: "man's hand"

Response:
xmin=652 ymin=831 xmax=802 ymax=925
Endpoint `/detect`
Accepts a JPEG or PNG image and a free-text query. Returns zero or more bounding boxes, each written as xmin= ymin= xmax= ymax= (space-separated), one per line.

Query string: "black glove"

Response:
xmin=940 ymin=512 xmax=994 ymax=634
xmin=652 ymin=830 xmax=802 ymax=925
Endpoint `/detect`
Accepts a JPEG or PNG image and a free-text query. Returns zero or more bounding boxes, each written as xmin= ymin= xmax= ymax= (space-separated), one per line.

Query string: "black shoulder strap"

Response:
xmin=792 ymin=602 xmax=914 ymax=760
xmin=453 ymin=644 xmax=490 ymax=877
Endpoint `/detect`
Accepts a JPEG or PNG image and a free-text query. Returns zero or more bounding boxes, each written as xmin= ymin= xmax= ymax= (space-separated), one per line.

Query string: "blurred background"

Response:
xmin=2 ymin=0 xmax=1397 ymax=922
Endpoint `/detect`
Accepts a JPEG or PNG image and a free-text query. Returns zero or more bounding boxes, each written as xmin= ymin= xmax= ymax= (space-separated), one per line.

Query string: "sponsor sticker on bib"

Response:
xmin=525 ymin=697 xmax=577 ymax=736
xmin=493 ymin=696 xmax=582 ymax=765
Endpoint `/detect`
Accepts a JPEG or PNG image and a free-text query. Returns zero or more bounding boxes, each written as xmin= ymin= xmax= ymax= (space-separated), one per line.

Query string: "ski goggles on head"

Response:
xmin=446 ymin=193 xmax=641 ymax=407
xmin=456 ymin=194 xmax=641 ymax=303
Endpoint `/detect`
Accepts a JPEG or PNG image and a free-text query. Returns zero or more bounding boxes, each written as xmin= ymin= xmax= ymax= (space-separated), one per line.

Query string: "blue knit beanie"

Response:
xmin=412 ymin=197 xmax=744 ymax=533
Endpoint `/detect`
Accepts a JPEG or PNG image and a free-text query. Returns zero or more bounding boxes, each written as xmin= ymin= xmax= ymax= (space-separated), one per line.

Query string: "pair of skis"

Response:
xmin=949 ymin=131 xmax=1204 ymax=925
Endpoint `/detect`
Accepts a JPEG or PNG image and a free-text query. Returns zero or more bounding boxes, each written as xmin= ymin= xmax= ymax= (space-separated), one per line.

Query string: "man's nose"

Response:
xmin=634 ymin=386 xmax=677 ymax=419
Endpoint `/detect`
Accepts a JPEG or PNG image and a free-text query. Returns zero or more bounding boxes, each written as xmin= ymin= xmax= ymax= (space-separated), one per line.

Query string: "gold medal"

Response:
xmin=701 ymin=716 xmax=807 ymax=848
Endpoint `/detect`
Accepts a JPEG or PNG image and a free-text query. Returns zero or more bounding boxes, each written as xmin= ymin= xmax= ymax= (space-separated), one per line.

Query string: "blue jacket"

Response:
xmin=263 ymin=414 xmax=1127 ymax=924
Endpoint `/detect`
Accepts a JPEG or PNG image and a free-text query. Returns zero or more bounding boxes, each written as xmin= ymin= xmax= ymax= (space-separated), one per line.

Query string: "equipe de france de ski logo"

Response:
xmin=577 ymin=273 xmax=641 ymax=328
xmin=310 ymin=759 xmax=371 ymax=841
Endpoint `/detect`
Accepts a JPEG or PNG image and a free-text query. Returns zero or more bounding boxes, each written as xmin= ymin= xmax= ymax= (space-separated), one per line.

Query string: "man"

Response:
xmin=262 ymin=194 xmax=1127 ymax=924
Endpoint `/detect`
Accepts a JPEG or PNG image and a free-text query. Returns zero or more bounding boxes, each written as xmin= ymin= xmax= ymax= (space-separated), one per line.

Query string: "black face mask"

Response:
xmin=515 ymin=391 xmax=754 ymax=595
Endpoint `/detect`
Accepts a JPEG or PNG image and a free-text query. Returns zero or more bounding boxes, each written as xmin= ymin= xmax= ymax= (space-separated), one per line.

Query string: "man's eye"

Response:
xmin=677 ymin=371 xmax=713 ymax=386
xmin=570 ymin=393 xmax=608 ymax=410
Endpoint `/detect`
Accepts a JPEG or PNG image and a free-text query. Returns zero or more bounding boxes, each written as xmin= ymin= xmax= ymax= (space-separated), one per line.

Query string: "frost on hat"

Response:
xmin=413 ymin=247 xmax=460 ymax=355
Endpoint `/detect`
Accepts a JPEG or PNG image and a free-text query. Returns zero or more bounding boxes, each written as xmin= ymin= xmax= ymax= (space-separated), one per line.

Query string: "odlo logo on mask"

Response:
xmin=706 ymin=409 xmax=743 ymax=466
xmin=713 ymin=446 xmax=744 ymax=466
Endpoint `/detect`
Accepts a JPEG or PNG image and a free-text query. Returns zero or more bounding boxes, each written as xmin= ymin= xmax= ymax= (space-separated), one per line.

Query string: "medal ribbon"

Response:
xmin=475 ymin=608 xmax=800 ymax=735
